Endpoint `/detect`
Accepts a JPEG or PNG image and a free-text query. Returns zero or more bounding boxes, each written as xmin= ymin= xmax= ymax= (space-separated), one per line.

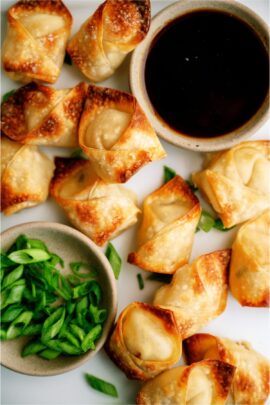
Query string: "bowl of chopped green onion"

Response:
xmin=0 ymin=222 xmax=117 ymax=376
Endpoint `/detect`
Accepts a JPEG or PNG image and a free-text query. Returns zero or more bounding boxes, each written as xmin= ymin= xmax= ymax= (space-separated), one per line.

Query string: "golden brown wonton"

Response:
xmin=229 ymin=209 xmax=270 ymax=307
xmin=106 ymin=302 xmax=181 ymax=381
xmin=67 ymin=0 xmax=150 ymax=82
xmin=50 ymin=157 xmax=140 ymax=246
xmin=78 ymin=85 xmax=166 ymax=183
xmin=1 ymin=82 xmax=87 ymax=147
xmin=136 ymin=359 xmax=235 ymax=405
xmin=1 ymin=136 xmax=54 ymax=215
xmin=153 ymin=250 xmax=230 ymax=338
xmin=192 ymin=141 xmax=270 ymax=227
xmin=2 ymin=0 xmax=72 ymax=83
xmin=184 ymin=333 xmax=270 ymax=405
xmin=128 ymin=176 xmax=201 ymax=274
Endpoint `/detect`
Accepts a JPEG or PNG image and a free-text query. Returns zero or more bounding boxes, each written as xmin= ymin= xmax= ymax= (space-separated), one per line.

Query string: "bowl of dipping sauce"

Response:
xmin=130 ymin=0 xmax=269 ymax=151
xmin=1 ymin=222 xmax=117 ymax=376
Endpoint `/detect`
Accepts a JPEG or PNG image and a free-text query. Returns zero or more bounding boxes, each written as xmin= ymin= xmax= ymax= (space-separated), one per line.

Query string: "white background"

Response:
xmin=1 ymin=0 xmax=269 ymax=404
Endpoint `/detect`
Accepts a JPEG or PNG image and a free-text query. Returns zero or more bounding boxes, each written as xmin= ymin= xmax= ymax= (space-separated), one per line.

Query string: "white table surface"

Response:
xmin=1 ymin=0 xmax=269 ymax=404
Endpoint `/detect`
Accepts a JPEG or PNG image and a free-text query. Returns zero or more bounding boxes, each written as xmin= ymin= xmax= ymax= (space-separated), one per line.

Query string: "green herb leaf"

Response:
xmin=1 ymin=304 xmax=25 ymax=323
xmin=197 ymin=210 xmax=216 ymax=232
xmin=164 ymin=165 xmax=176 ymax=183
xmin=41 ymin=307 xmax=66 ymax=342
xmin=137 ymin=273 xmax=144 ymax=290
xmin=147 ymin=273 xmax=173 ymax=284
xmin=89 ymin=304 xmax=107 ymax=324
xmin=22 ymin=340 xmax=46 ymax=357
xmin=81 ymin=325 xmax=102 ymax=352
xmin=70 ymin=148 xmax=87 ymax=159
xmin=213 ymin=218 xmax=235 ymax=232
xmin=1 ymin=265 xmax=24 ymax=290
xmin=85 ymin=374 xmax=118 ymax=398
xmin=2 ymin=89 xmax=16 ymax=103
xmin=185 ymin=179 xmax=198 ymax=192
xmin=70 ymin=262 xmax=97 ymax=278
xmin=105 ymin=243 xmax=121 ymax=280
xmin=64 ymin=51 xmax=72 ymax=65
xmin=8 ymin=249 xmax=50 ymax=264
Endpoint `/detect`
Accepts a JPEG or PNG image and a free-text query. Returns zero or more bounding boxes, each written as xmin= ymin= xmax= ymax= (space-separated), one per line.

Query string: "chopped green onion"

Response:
xmin=2 ymin=89 xmax=16 ymax=103
xmin=1 ymin=304 xmax=25 ymax=323
xmin=213 ymin=218 xmax=235 ymax=232
xmin=137 ymin=273 xmax=144 ymax=290
xmin=197 ymin=210 xmax=216 ymax=232
xmin=89 ymin=304 xmax=107 ymax=324
xmin=22 ymin=340 xmax=46 ymax=357
xmin=8 ymin=249 xmax=50 ymax=264
xmin=70 ymin=262 xmax=97 ymax=278
xmin=39 ymin=349 xmax=61 ymax=360
xmin=185 ymin=179 xmax=198 ymax=192
xmin=70 ymin=148 xmax=87 ymax=159
xmin=6 ymin=311 xmax=33 ymax=340
xmin=147 ymin=273 xmax=173 ymax=284
xmin=41 ymin=307 xmax=66 ymax=342
xmin=1 ymin=265 xmax=24 ymax=290
xmin=70 ymin=324 xmax=86 ymax=342
xmin=164 ymin=166 xmax=176 ymax=183
xmin=85 ymin=374 xmax=118 ymax=398
xmin=81 ymin=325 xmax=102 ymax=352
xmin=105 ymin=243 xmax=121 ymax=280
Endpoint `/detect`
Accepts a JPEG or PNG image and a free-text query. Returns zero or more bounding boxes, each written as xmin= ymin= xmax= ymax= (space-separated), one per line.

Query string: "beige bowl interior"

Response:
xmin=130 ymin=0 xmax=269 ymax=152
xmin=0 ymin=222 xmax=117 ymax=376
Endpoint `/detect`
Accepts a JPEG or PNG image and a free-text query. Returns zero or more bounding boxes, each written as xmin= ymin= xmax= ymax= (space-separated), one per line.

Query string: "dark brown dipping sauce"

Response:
xmin=145 ymin=10 xmax=269 ymax=138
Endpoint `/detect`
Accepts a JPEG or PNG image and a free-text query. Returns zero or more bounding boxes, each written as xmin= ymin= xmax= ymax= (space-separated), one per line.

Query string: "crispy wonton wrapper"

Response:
xmin=50 ymin=157 xmax=140 ymax=246
xmin=78 ymin=85 xmax=166 ymax=183
xmin=67 ymin=0 xmax=150 ymax=82
xmin=106 ymin=302 xmax=181 ymax=381
xmin=136 ymin=359 xmax=235 ymax=405
xmin=184 ymin=333 xmax=270 ymax=405
xmin=1 ymin=82 xmax=87 ymax=147
xmin=2 ymin=0 xmax=72 ymax=83
xmin=192 ymin=141 xmax=270 ymax=228
xmin=229 ymin=209 xmax=270 ymax=307
xmin=128 ymin=176 xmax=201 ymax=274
xmin=1 ymin=136 xmax=54 ymax=215
xmin=153 ymin=250 xmax=230 ymax=338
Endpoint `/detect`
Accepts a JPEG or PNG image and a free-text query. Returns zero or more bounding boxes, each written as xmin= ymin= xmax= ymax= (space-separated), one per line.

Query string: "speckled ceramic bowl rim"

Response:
xmin=0 ymin=222 xmax=117 ymax=376
xmin=130 ymin=0 xmax=270 ymax=152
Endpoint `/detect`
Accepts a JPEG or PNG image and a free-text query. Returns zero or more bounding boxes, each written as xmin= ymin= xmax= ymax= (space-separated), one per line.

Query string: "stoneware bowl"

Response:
xmin=130 ymin=0 xmax=269 ymax=152
xmin=0 ymin=222 xmax=117 ymax=376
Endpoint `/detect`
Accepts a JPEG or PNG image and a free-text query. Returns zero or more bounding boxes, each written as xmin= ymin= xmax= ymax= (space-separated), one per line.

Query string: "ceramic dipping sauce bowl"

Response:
xmin=130 ymin=0 xmax=269 ymax=152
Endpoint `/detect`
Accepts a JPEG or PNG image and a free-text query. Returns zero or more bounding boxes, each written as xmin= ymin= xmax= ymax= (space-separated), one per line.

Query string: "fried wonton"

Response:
xmin=2 ymin=0 xmax=72 ymax=83
xmin=153 ymin=250 xmax=230 ymax=338
xmin=1 ymin=82 xmax=87 ymax=147
xmin=229 ymin=209 xmax=270 ymax=307
xmin=78 ymin=85 xmax=166 ymax=183
xmin=136 ymin=359 xmax=235 ymax=405
xmin=67 ymin=0 xmax=150 ymax=82
xmin=106 ymin=302 xmax=181 ymax=381
xmin=184 ymin=333 xmax=270 ymax=405
xmin=1 ymin=136 xmax=54 ymax=215
xmin=128 ymin=176 xmax=201 ymax=274
xmin=50 ymin=157 xmax=140 ymax=246
xmin=192 ymin=141 xmax=270 ymax=228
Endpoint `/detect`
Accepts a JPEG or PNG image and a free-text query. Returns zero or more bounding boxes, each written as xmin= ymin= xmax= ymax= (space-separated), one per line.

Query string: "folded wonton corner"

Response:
xmin=192 ymin=141 xmax=270 ymax=228
xmin=78 ymin=85 xmax=166 ymax=183
xmin=106 ymin=302 xmax=181 ymax=380
xmin=50 ymin=157 xmax=140 ymax=246
xmin=67 ymin=0 xmax=150 ymax=82
xmin=2 ymin=0 xmax=72 ymax=83
xmin=153 ymin=249 xmax=230 ymax=338
xmin=1 ymin=136 xmax=54 ymax=215
xmin=1 ymin=82 xmax=87 ymax=147
xmin=128 ymin=176 xmax=201 ymax=274
xmin=136 ymin=359 xmax=235 ymax=405
xmin=184 ymin=333 xmax=270 ymax=405
xmin=229 ymin=209 xmax=270 ymax=307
